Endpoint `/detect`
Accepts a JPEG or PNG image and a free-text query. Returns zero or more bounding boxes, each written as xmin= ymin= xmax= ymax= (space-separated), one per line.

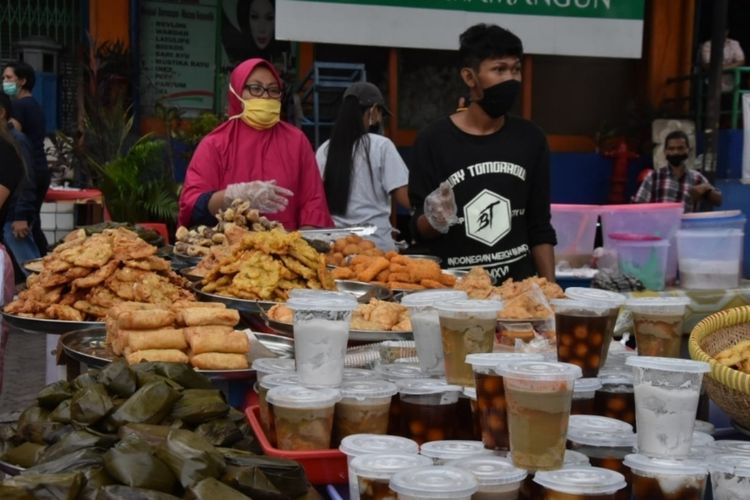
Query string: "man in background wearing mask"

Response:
xmin=409 ymin=24 xmax=557 ymax=283
xmin=632 ymin=130 xmax=722 ymax=213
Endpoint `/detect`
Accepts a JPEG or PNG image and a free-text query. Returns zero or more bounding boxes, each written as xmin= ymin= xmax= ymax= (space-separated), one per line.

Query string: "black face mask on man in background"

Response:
xmin=476 ymin=79 xmax=521 ymax=119
xmin=666 ymin=154 xmax=688 ymax=167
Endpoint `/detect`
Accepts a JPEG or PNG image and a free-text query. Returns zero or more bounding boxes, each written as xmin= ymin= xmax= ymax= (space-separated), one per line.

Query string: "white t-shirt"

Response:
xmin=316 ymin=134 xmax=409 ymax=251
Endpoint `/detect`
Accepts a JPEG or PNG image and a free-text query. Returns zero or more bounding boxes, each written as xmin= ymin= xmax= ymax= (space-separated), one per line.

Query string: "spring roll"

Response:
xmin=117 ymin=309 xmax=175 ymax=330
xmin=188 ymin=330 xmax=249 ymax=355
xmin=170 ymin=300 xmax=225 ymax=312
xmin=190 ymin=352 xmax=249 ymax=370
xmin=177 ymin=307 xmax=239 ymax=327
xmin=127 ymin=328 xmax=187 ymax=351
xmin=126 ymin=349 xmax=189 ymax=365
xmin=183 ymin=325 xmax=233 ymax=344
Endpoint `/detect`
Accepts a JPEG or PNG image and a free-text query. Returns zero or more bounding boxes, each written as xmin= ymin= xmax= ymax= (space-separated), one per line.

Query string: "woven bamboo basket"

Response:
xmin=689 ymin=306 xmax=750 ymax=429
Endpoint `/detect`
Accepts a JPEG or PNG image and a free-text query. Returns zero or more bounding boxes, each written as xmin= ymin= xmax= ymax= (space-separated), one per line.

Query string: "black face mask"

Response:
xmin=666 ymin=154 xmax=688 ymax=167
xmin=368 ymin=122 xmax=383 ymax=135
xmin=477 ymin=79 xmax=521 ymax=118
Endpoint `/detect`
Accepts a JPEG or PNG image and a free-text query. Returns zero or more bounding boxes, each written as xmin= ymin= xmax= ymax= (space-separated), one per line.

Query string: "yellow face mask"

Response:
xmin=230 ymin=85 xmax=281 ymax=130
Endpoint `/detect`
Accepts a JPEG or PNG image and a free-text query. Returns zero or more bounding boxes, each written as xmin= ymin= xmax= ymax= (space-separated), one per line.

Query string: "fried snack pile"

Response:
xmin=332 ymin=253 xmax=456 ymax=291
xmin=200 ymin=228 xmax=335 ymax=301
xmin=715 ymin=340 xmax=750 ymax=374
xmin=455 ymin=267 xmax=495 ymax=299
xmin=326 ymin=234 xmax=384 ymax=266
xmin=4 ymin=228 xmax=194 ymax=321
xmin=267 ymin=298 xmax=411 ymax=332
xmin=107 ymin=301 xmax=250 ymax=370
xmin=174 ymin=198 xmax=281 ymax=257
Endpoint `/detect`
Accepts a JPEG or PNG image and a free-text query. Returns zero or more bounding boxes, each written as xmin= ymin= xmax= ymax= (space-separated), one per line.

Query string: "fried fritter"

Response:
xmin=72 ymin=260 xmax=118 ymax=290
xmin=45 ymin=304 xmax=84 ymax=321
xmin=61 ymin=233 xmax=113 ymax=268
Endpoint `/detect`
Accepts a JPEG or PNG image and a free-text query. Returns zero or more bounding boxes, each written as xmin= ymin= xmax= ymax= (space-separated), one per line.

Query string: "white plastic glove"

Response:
xmin=423 ymin=181 xmax=459 ymax=234
xmin=224 ymin=180 xmax=293 ymax=213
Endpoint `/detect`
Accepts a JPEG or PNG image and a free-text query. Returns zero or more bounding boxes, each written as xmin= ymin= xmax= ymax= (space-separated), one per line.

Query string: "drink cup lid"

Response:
xmin=623 ymin=454 xmax=708 ymax=476
xmin=434 ymin=299 xmax=503 ymax=314
xmin=497 ymin=361 xmax=582 ymax=381
xmin=419 ymin=440 xmax=491 ymax=461
xmin=692 ymin=431 xmax=715 ymax=448
xmin=551 ymin=299 xmax=612 ymax=316
xmin=574 ymin=378 xmax=603 ymax=394
xmin=374 ymin=363 xmax=424 ymax=381
xmin=465 ymin=352 xmax=544 ymax=369
xmin=343 ymin=368 xmax=375 ymax=380
xmin=287 ymin=292 xmax=357 ymax=311
xmin=693 ymin=420 xmax=715 ymax=435
xmin=712 ymin=440 xmax=750 ymax=455
xmin=446 ymin=455 xmax=527 ymax=487
xmin=397 ymin=378 xmax=463 ymax=395
xmin=564 ymin=287 xmax=626 ymax=307
xmin=339 ymin=434 xmax=419 ymax=457
xmin=625 ymin=356 xmax=710 ymax=374
xmin=598 ymin=371 xmax=634 ymax=386
xmin=709 ymin=454 xmax=750 ymax=476
xmin=567 ymin=415 xmax=635 ymax=448
xmin=351 ymin=453 xmax=433 ymax=480
xmin=624 ymin=296 xmax=691 ymax=314
xmin=534 ymin=467 xmax=627 ymax=495
xmin=258 ymin=372 xmax=301 ymax=390
xmin=339 ymin=379 xmax=399 ymax=400
xmin=564 ymin=450 xmax=592 ymax=466
xmin=252 ymin=357 xmax=295 ymax=374
xmin=389 ymin=465 xmax=479 ymax=498
xmin=265 ymin=385 xmax=341 ymax=408
xmin=401 ymin=290 xmax=468 ymax=308
xmin=463 ymin=387 xmax=477 ymax=400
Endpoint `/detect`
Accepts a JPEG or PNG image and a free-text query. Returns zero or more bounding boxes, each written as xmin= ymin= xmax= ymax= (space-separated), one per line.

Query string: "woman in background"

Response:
xmin=316 ymin=82 xmax=410 ymax=251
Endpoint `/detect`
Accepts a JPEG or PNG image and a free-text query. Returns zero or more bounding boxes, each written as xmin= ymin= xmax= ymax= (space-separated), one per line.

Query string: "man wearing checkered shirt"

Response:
xmin=632 ymin=130 xmax=722 ymax=213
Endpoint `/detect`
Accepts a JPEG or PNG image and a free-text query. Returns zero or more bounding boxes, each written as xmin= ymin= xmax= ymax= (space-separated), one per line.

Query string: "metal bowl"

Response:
xmin=179 ymin=266 xmax=203 ymax=283
xmin=335 ymin=280 xmax=392 ymax=302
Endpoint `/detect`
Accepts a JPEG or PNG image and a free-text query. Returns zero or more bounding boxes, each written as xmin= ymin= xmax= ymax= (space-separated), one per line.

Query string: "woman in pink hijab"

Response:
xmin=179 ymin=58 xmax=333 ymax=230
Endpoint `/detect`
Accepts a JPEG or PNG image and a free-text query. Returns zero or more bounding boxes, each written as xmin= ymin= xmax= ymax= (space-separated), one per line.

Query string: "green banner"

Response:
xmin=298 ymin=0 xmax=643 ymax=20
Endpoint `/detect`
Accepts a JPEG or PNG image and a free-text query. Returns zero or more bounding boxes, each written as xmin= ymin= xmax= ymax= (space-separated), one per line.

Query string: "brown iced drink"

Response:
xmin=331 ymin=379 xmax=397 ymax=446
xmin=397 ymin=379 xmax=462 ymax=446
xmin=357 ymin=477 xmax=396 ymax=500
xmin=535 ymin=467 xmax=626 ymax=500
xmin=594 ymin=375 xmax=636 ymax=430
xmin=630 ymin=473 xmax=705 ymax=500
xmin=624 ymin=454 xmax=708 ymax=500
xmin=475 ymin=371 xmax=510 ymax=450
xmin=266 ymin=385 xmax=341 ymax=451
xmin=554 ymin=301 xmax=610 ymax=377
xmin=631 ymin=312 xmax=683 ymax=357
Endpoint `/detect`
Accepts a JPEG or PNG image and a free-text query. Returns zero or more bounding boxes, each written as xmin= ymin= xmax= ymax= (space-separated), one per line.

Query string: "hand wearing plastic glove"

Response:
xmin=224 ymin=180 xmax=294 ymax=213
xmin=423 ymin=181 xmax=459 ymax=234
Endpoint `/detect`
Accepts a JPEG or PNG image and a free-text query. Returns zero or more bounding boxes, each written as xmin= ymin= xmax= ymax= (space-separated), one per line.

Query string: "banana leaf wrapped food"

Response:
xmin=118 ymin=424 xmax=171 ymax=449
xmin=25 ymin=448 xmax=105 ymax=475
xmin=103 ymin=436 xmax=177 ymax=493
xmin=93 ymin=485 xmax=181 ymax=500
xmin=110 ymin=380 xmax=180 ymax=427
xmin=49 ymin=400 xmax=71 ymax=424
xmin=156 ymin=429 xmax=225 ymax=489
xmin=72 ymin=370 xmax=101 ymax=391
xmin=16 ymin=406 xmax=50 ymax=444
xmin=185 ymin=477 xmax=251 ymax=500
xmin=100 ymin=360 xmax=137 ymax=398
xmin=218 ymin=449 xmax=310 ymax=500
xmin=36 ymin=381 xmax=72 ymax=410
xmin=37 ymin=429 xmax=117 ymax=464
xmin=70 ymin=384 xmax=113 ymax=425
xmin=0 ymin=484 xmax=33 ymax=499
xmin=76 ymin=466 xmax=115 ymax=500
xmin=1 ymin=442 xmax=46 ymax=469
xmin=2 ymin=471 xmax=84 ymax=499
xmin=194 ymin=419 xmax=243 ymax=447
xmin=132 ymin=362 xmax=213 ymax=390
xmin=169 ymin=389 xmax=229 ymax=425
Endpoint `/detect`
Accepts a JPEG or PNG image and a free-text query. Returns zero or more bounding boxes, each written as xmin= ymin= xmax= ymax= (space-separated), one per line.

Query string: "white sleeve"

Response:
xmin=379 ymin=138 xmax=409 ymax=194
xmin=315 ymin=142 xmax=328 ymax=179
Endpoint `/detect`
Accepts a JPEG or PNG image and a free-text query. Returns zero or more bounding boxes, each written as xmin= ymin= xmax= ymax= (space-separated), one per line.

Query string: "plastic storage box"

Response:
xmin=551 ymin=204 xmax=601 ymax=267
xmin=609 ymin=233 xmax=669 ymax=291
xmin=676 ymin=229 xmax=744 ymax=289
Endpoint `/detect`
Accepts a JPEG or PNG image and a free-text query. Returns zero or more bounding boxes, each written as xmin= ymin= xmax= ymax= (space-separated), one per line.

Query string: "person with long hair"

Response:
xmin=179 ymin=58 xmax=332 ymax=230
xmin=316 ymin=82 xmax=409 ymax=251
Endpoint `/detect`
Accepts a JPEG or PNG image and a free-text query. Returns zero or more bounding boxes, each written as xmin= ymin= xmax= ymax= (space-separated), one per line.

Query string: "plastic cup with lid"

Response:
xmin=713 ymin=440 xmax=750 ymax=456
xmin=256 ymin=372 xmax=301 ymax=442
xmin=623 ymin=454 xmax=708 ymax=499
xmin=435 ymin=299 xmax=503 ymax=386
xmin=693 ymin=419 xmax=715 ymax=436
xmin=265 ymin=385 xmax=341 ymax=450
xmin=572 ymin=377 xmax=603 ymax=415
xmin=401 ymin=290 xmax=468 ymax=376
xmin=552 ymin=298 xmax=613 ymax=378
xmin=342 ymin=367 xmax=375 ymax=380
xmin=446 ymin=455 xmax=527 ymax=500
xmin=626 ymin=356 xmax=710 ymax=458
xmin=465 ymin=352 xmax=544 ymax=451
xmin=534 ymin=467 xmax=627 ymax=499
xmin=709 ymin=453 xmax=750 ymax=499
xmin=689 ymin=431 xmax=717 ymax=461
xmin=495 ymin=361 xmax=582 ymax=470
xmin=567 ymin=415 xmax=635 ymax=471
xmin=340 ymin=433 xmax=420 ymax=500
xmin=518 ymin=449 xmax=591 ymax=500
xmin=350 ymin=453 xmax=433 ymax=499
xmin=396 ymin=379 xmax=463 ymax=445
xmin=625 ymin=296 xmax=691 ymax=358
xmin=287 ymin=292 xmax=358 ymax=387
xmin=374 ymin=363 xmax=424 ymax=382
xmin=252 ymin=357 xmax=295 ymax=382
xmin=332 ymin=379 xmax=399 ymax=446
xmin=389 ymin=465 xmax=479 ymax=500
xmin=565 ymin=288 xmax=626 ymax=365
xmin=419 ymin=440 xmax=492 ymax=465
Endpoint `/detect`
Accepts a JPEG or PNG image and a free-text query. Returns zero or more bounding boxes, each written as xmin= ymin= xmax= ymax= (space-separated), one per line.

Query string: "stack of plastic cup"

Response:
xmin=389 ymin=465 xmax=479 ymax=500
xmin=534 ymin=467 xmax=627 ymax=500
xmin=265 ymin=385 xmax=341 ymax=451
xmin=447 ymin=455 xmax=527 ymax=500
xmin=350 ymin=453 xmax=432 ymax=500
xmin=419 ymin=440 xmax=491 ymax=465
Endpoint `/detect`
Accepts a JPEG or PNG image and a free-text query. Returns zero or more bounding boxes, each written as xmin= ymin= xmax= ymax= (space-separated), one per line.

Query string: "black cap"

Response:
xmin=343 ymin=82 xmax=391 ymax=116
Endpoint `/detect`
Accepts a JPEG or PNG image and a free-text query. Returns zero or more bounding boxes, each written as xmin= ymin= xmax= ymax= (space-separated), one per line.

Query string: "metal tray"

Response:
xmin=59 ymin=328 xmax=294 ymax=380
xmin=22 ymin=257 xmax=44 ymax=274
xmin=172 ymin=249 xmax=203 ymax=266
xmin=299 ymin=226 xmax=376 ymax=242
xmin=1 ymin=312 xmax=104 ymax=335
xmin=263 ymin=315 xmax=413 ymax=343
xmin=0 ymin=459 xmax=23 ymax=476
xmin=402 ymin=254 xmax=441 ymax=264
xmin=192 ymin=284 xmax=277 ymax=314
xmin=179 ymin=266 xmax=204 ymax=283
xmin=334 ymin=280 xmax=392 ymax=302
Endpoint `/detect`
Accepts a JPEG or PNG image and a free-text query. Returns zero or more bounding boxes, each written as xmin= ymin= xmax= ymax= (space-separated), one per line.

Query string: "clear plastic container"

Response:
xmin=419 ymin=440 xmax=491 ymax=465
xmin=389 ymin=465 xmax=479 ymax=500
xmin=466 ymin=352 xmax=544 ymax=451
xmin=571 ymin=377 xmax=603 ymax=415
xmin=676 ymin=228 xmax=744 ymax=289
xmin=340 ymin=433 xmax=419 ymax=500
xmin=625 ymin=297 xmax=691 ymax=358
xmin=435 ymin=300 xmax=503 ymax=386
xmin=624 ymin=454 xmax=708 ymax=500
xmin=693 ymin=420 xmax=715 ymax=436
xmin=287 ymin=292 xmax=358 ymax=387
xmin=446 ymin=455 xmax=527 ymax=500
xmin=401 ymin=290 xmax=468 ymax=376
xmin=265 ymin=385 xmax=341 ymax=451
xmin=594 ymin=372 xmax=636 ymax=430
xmin=608 ymin=233 xmax=670 ymax=291
xmin=350 ymin=453 xmax=432 ymax=500
xmin=626 ymin=356 xmax=710 ymax=458
xmin=519 ymin=450 xmax=591 ymax=499
xmin=534 ymin=467 xmax=627 ymax=499
xmin=374 ymin=363 xmax=425 ymax=437
xmin=713 ymin=440 xmax=750 ymax=456
xmin=564 ymin=288 xmax=626 ymax=367
xmin=709 ymin=453 xmax=750 ymax=500
xmin=551 ymin=204 xmax=601 ymax=268
xmin=257 ymin=372 xmax=301 ymax=444
xmin=496 ymin=361 xmax=582 ymax=470
xmin=333 ymin=379 xmax=398 ymax=446
xmin=343 ymin=368 xmax=377 ymax=380
xmin=252 ymin=357 xmax=295 ymax=381
xmin=552 ymin=299 xmax=613 ymax=377
xmin=397 ymin=379 xmax=463 ymax=445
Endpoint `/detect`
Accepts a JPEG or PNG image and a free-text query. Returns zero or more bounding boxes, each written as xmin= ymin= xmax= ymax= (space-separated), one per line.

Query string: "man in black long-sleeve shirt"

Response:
xmin=409 ymin=24 xmax=556 ymax=283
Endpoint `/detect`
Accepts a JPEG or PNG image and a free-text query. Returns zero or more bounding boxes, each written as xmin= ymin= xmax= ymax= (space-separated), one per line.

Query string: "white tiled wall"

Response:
xmin=40 ymin=202 xmax=76 ymax=245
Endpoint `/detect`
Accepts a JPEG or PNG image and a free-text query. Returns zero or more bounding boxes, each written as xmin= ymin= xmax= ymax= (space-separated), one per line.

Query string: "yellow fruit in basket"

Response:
xmin=714 ymin=340 xmax=750 ymax=373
